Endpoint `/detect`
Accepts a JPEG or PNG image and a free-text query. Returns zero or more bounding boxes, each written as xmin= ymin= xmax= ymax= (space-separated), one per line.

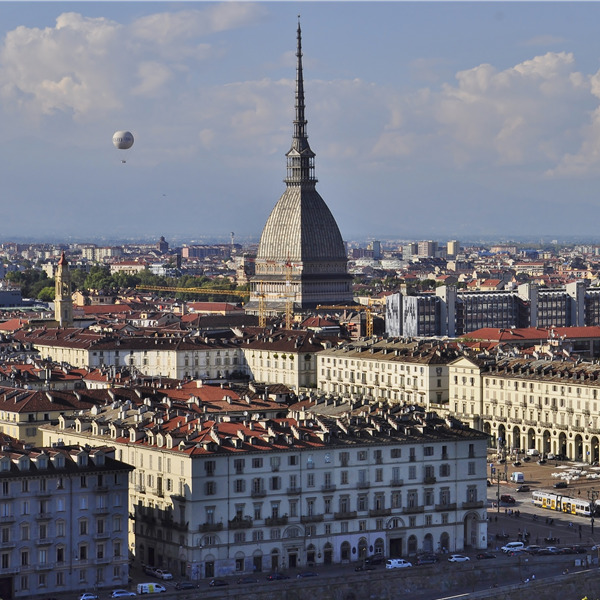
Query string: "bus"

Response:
xmin=532 ymin=490 xmax=600 ymax=517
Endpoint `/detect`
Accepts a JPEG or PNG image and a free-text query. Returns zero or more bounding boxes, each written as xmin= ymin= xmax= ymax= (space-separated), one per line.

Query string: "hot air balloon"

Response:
xmin=112 ymin=130 xmax=134 ymax=150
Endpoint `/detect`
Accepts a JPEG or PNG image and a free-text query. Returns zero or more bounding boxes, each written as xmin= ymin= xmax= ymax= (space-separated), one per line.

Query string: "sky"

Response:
xmin=2 ymin=1 xmax=600 ymax=244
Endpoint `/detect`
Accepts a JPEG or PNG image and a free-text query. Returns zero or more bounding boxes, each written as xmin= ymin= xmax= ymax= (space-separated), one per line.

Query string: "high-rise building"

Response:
xmin=447 ymin=240 xmax=460 ymax=258
xmin=247 ymin=21 xmax=352 ymax=315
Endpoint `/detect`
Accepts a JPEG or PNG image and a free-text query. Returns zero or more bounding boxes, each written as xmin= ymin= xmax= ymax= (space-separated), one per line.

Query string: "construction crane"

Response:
xmin=316 ymin=303 xmax=374 ymax=338
xmin=135 ymin=284 xmax=267 ymax=328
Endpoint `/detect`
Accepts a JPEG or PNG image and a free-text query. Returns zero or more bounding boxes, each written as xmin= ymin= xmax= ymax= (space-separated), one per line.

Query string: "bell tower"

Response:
xmin=55 ymin=252 xmax=73 ymax=327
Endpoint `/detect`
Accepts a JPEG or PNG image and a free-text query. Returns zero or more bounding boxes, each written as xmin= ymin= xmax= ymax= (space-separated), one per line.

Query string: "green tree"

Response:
xmin=37 ymin=286 xmax=55 ymax=301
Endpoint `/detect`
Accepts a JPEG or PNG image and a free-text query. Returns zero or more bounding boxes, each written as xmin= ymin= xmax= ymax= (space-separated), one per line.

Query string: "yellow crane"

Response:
xmin=316 ymin=303 xmax=374 ymax=338
xmin=135 ymin=284 xmax=267 ymax=328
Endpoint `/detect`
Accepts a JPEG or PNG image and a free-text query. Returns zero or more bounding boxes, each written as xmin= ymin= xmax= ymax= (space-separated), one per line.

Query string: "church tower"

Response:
xmin=247 ymin=20 xmax=353 ymax=315
xmin=55 ymin=252 xmax=73 ymax=327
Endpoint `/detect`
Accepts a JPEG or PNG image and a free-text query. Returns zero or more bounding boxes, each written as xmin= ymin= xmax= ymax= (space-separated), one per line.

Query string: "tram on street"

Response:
xmin=532 ymin=490 xmax=600 ymax=517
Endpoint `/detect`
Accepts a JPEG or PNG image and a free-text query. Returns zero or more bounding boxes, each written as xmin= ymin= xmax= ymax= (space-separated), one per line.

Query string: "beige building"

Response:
xmin=446 ymin=356 xmax=600 ymax=462
xmin=41 ymin=400 xmax=488 ymax=580
xmin=316 ymin=339 xmax=460 ymax=406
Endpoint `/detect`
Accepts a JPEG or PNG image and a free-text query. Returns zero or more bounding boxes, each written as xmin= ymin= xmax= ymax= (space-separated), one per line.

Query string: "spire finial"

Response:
xmin=285 ymin=18 xmax=316 ymax=186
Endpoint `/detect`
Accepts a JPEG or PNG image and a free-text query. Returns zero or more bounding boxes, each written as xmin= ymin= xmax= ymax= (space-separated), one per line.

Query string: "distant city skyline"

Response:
xmin=2 ymin=2 xmax=600 ymax=241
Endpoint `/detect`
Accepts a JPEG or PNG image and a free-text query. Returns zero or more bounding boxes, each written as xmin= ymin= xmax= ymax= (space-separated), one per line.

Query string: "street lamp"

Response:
xmin=588 ymin=489 xmax=598 ymax=536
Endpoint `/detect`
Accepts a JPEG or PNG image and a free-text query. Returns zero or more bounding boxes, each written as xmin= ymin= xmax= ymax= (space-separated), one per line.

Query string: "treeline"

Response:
xmin=7 ymin=266 xmax=249 ymax=302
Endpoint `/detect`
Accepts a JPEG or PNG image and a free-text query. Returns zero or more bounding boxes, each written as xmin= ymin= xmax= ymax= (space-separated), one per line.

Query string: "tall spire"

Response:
xmin=284 ymin=16 xmax=317 ymax=187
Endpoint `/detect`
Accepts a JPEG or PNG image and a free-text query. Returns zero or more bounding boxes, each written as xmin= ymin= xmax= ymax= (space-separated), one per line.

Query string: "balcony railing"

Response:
xmin=462 ymin=501 xmax=484 ymax=509
xmin=423 ymin=476 xmax=436 ymax=484
xmin=199 ymin=522 xmax=223 ymax=533
xmin=321 ymin=484 xmax=337 ymax=493
xmin=434 ymin=503 xmax=457 ymax=512
xmin=34 ymin=538 xmax=52 ymax=546
xmin=265 ymin=516 xmax=288 ymax=527
xmin=300 ymin=515 xmax=324 ymax=524
xmin=357 ymin=481 xmax=370 ymax=489
xmin=228 ymin=517 xmax=253 ymax=530
xmin=369 ymin=508 xmax=391 ymax=517
xmin=286 ymin=487 xmax=302 ymax=495
xmin=35 ymin=512 xmax=52 ymax=521
xmin=334 ymin=511 xmax=357 ymax=520
xmin=251 ymin=489 xmax=267 ymax=498
xmin=403 ymin=505 xmax=425 ymax=514
xmin=390 ymin=479 xmax=404 ymax=487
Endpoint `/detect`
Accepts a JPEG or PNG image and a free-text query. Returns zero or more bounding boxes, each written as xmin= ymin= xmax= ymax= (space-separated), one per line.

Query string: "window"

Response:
xmin=424 ymin=446 xmax=434 ymax=456
xmin=270 ymin=476 xmax=281 ymax=491
xmin=339 ymin=452 xmax=349 ymax=467
xmin=468 ymin=462 xmax=476 ymax=476
xmin=288 ymin=455 xmax=298 ymax=466
xmin=204 ymin=461 xmax=216 ymax=476
xmin=340 ymin=471 xmax=349 ymax=485
xmin=391 ymin=448 xmax=401 ymax=458
xmin=252 ymin=458 xmax=263 ymax=469
xmin=79 ymin=520 xmax=88 ymax=536
xmin=439 ymin=464 xmax=451 ymax=477
xmin=270 ymin=456 xmax=280 ymax=471
xmin=357 ymin=495 xmax=368 ymax=511
xmin=234 ymin=479 xmax=245 ymax=493
xmin=306 ymin=473 xmax=315 ymax=488
xmin=204 ymin=481 xmax=216 ymax=495
xmin=391 ymin=491 xmax=402 ymax=508
xmin=357 ymin=450 xmax=367 ymax=461
xmin=408 ymin=466 xmax=416 ymax=480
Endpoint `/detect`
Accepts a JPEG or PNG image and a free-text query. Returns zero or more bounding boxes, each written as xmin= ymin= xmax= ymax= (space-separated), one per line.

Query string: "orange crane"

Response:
xmin=135 ymin=284 xmax=267 ymax=328
xmin=316 ymin=303 xmax=374 ymax=338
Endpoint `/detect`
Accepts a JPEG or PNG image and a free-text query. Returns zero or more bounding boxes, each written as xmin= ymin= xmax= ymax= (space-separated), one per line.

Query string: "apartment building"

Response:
xmin=0 ymin=438 xmax=131 ymax=599
xmin=41 ymin=399 xmax=488 ymax=580
xmin=386 ymin=281 xmax=599 ymax=337
xmin=446 ymin=356 xmax=600 ymax=462
xmin=316 ymin=339 xmax=460 ymax=407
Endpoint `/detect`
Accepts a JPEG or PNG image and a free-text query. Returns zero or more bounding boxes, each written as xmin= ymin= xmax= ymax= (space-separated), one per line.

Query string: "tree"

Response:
xmin=37 ymin=286 xmax=55 ymax=301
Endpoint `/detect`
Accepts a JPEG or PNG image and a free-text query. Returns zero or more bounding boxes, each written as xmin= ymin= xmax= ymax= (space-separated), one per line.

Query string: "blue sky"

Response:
xmin=2 ymin=1 xmax=600 ymax=244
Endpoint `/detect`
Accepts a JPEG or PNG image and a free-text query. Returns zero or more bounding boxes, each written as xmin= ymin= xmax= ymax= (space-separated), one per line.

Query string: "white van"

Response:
xmin=526 ymin=449 xmax=540 ymax=456
xmin=501 ymin=542 xmax=524 ymax=554
xmin=137 ymin=583 xmax=166 ymax=594
xmin=511 ymin=471 xmax=524 ymax=483
xmin=385 ymin=558 xmax=413 ymax=569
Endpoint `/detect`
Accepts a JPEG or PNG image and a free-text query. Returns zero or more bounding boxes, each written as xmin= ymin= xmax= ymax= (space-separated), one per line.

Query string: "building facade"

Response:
xmin=0 ymin=440 xmax=131 ymax=599
xmin=42 ymin=401 xmax=488 ymax=580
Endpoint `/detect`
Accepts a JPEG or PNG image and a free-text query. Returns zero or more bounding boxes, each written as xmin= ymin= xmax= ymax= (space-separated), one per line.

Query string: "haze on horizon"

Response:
xmin=1 ymin=1 xmax=600 ymax=243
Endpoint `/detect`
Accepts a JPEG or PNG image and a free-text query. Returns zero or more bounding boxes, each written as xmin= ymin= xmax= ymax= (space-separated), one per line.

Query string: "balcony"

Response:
xmin=435 ymin=503 xmax=457 ymax=512
xmin=403 ymin=505 xmax=425 ymax=514
xmin=95 ymin=556 xmax=112 ymax=565
xmin=357 ymin=481 xmax=370 ymax=489
xmin=423 ymin=476 xmax=436 ymax=484
xmin=94 ymin=485 xmax=109 ymax=493
xmin=0 ymin=541 xmax=15 ymax=549
xmin=35 ymin=538 xmax=52 ymax=546
xmin=265 ymin=516 xmax=288 ymax=527
xmin=35 ymin=512 xmax=52 ymax=521
xmin=334 ymin=511 xmax=357 ymax=520
xmin=300 ymin=515 xmax=324 ymax=524
xmin=286 ymin=487 xmax=302 ymax=495
xmin=462 ymin=501 xmax=484 ymax=509
xmin=34 ymin=562 xmax=54 ymax=571
xmin=369 ymin=508 xmax=391 ymax=517
xmin=321 ymin=484 xmax=337 ymax=493
xmin=229 ymin=517 xmax=253 ymax=530
xmin=251 ymin=489 xmax=267 ymax=498
xmin=556 ymin=423 xmax=568 ymax=431
xmin=390 ymin=479 xmax=404 ymax=487
xmin=0 ymin=516 xmax=14 ymax=524
xmin=94 ymin=532 xmax=111 ymax=540
xmin=93 ymin=506 xmax=110 ymax=516
xmin=199 ymin=522 xmax=223 ymax=533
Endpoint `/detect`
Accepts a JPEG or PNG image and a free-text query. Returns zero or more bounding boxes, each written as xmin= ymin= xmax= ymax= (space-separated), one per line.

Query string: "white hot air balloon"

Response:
xmin=112 ymin=131 xmax=134 ymax=163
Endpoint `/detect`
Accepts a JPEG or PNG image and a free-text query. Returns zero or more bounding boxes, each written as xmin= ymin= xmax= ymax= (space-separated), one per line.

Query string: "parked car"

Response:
xmin=143 ymin=566 xmax=157 ymax=576
xmin=448 ymin=554 xmax=470 ymax=562
xmin=80 ymin=594 xmax=99 ymax=600
xmin=525 ymin=545 xmax=541 ymax=554
xmin=554 ymin=481 xmax=568 ymax=489
xmin=500 ymin=494 xmax=516 ymax=504
xmin=175 ymin=582 xmax=198 ymax=590
xmin=364 ymin=555 xmax=385 ymax=565
xmin=237 ymin=576 xmax=259 ymax=584
xmin=209 ymin=579 xmax=229 ymax=587
xmin=501 ymin=542 xmax=525 ymax=554
xmin=516 ymin=485 xmax=531 ymax=492
xmin=385 ymin=559 xmax=412 ymax=569
xmin=266 ymin=572 xmax=290 ymax=581
xmin=111 ymin=592 xmax=137 ymax=598
xmin=153 ymin=569 xmax=173 ymax=580
xmin=571 ymin=545 xmax=587 ymax=554
xmin=476 ymin=552 xmax=496 ymax=560
xmin=416 ymin=553 xmax=439 ymax=565
xmin=297 ymin=571 xmax=318 ymax=578
xmin=354 ymin=563 xmax=376 ymax=571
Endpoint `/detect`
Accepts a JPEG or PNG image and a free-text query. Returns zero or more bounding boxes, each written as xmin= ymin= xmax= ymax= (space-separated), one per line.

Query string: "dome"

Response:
xmin=256 ymin=186 xmax=346 ymax=263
